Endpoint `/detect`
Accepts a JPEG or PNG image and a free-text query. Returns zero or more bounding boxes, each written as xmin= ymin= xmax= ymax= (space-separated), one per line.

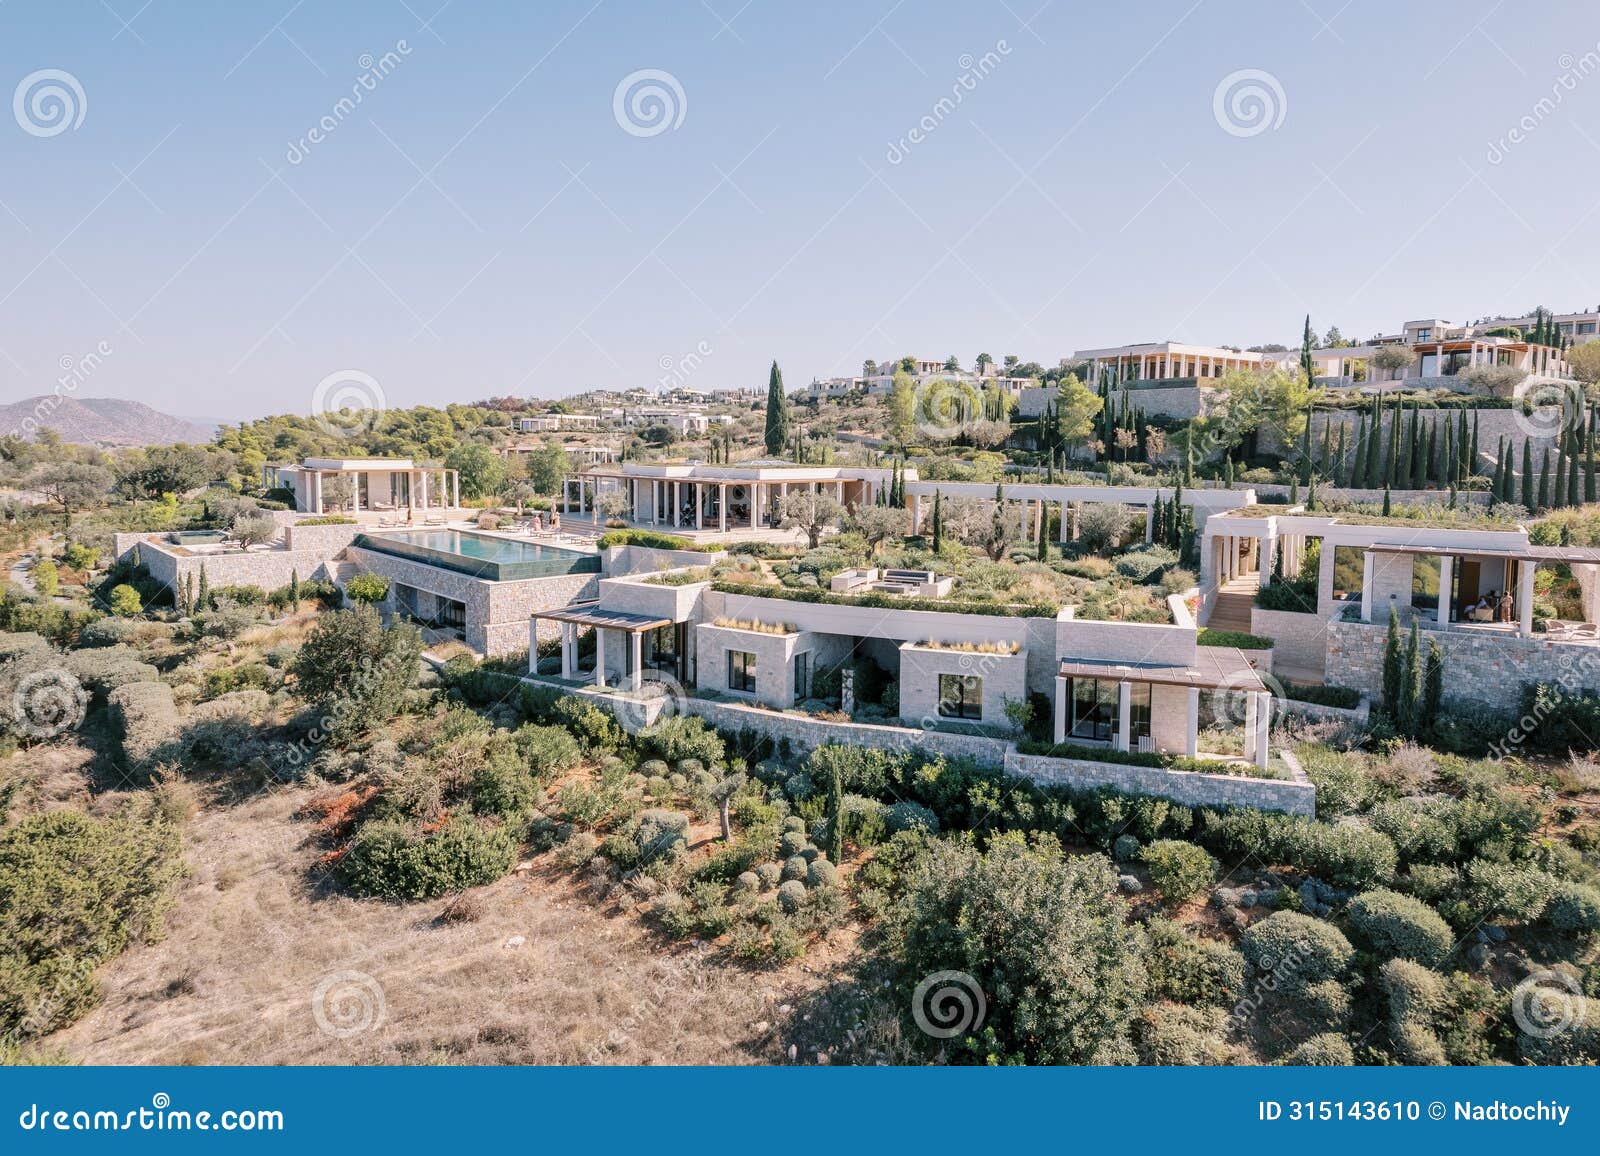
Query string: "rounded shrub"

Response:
xmin=777 ymin=879 xmax=807 ymax=913
xmin=754 ymin=862 xmax=781 ymax=888
xmin=1138 ymin=840 xmax=1218 ymax=905
xmin=1239 ymin=911 xmax=1355 ymax=985
xmin=783 ymin=815 xmax=807 ymax=835
xmin=1112 ymin=834 xmax=1140 ymax=862
xmin=632 ymin=808 xmax=690 ymax=863
xmin=1378 ymin=957 xmax=1449 ymax=1026
xmin=1347 ymin=888 xmax=1455 ymax=965
xmin=637 ymin=758 xmax=669 ymax=778
xmin=1284 ymin=1033 xmax=1355 ymax=1066
xmin=806 ymin=858 xmax=839 ymax=890
xmin=734 ymin=871 xmax=760 ymax=894
xmin=784 ymin=772 xmax=816 ymax=802
xmin=883 ymin=800 xmax=939 ymax=835
xmin=338 ymin=816 xmax=517 ymax=901
xmin=1546 ymin=881 xmax=1600 ymax=935
xmin=675 ymin=758 xmax=705 ymax=778
xmin=779 ymin=830 xmax=809 ymax=857
xmin=780 ymin=854 xmax=808 ymax=882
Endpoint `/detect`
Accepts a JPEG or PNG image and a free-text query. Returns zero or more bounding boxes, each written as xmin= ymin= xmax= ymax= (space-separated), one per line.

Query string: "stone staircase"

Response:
xmin=1207 ymin=574 xmax=1259 ymax=632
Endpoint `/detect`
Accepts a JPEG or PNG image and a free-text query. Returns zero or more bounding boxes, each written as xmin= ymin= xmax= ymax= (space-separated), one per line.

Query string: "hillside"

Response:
xmin=0 ymin=396 xmax=213 ymax=446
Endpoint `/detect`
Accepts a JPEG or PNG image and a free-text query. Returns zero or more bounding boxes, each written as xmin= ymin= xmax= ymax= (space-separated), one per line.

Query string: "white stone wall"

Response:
xmin=1057 ymin=613 xmax=1198 ymax=667
xmin=693 ymin=622 xmax=799 ymax=706
xmin=898 ymin=644 xmax=1027 ymax=729
xmin=1005 ymin=750 xmax=1315 ymax=817
xmin=1150 ymin=683 xmax=1191 ymax=753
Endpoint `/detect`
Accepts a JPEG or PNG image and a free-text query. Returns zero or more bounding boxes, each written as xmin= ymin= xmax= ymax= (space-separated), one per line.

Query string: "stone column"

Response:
xmin=719 ymin=484 xmax=727 ymax=533
xmin=1254 ymin=691 xmax=1272 ymax=771
xmin=1437 ymin=554 xmax=1454 ymax=624
xmin=1185 ymin=687 xmax=1199 ymax=758
xmin=594 ymin=628 xmax=606 ymax=688
xmin=1115 ymin=681 xmax=1132 ymax=753
xmin=1144 ymin=505 xmax=1154 ymax=545
xmin=695 ymin=484 xmax=703 ymax=530
xmin=651 ymin=480 xmax=660 ymax=525
xmin=911 ymin=493 xmax=921 ymax=535
xmin=1361 ymin=551 xmax=1376 ymax=622
xmin=630 ymin=632 xmax=643 ymax=692
xmin=561 ymin=623 xmax=575 ymax=680
xmin=1260 ymin=531 xmax=1278 ymax=585
xmin=1053 ymin=677 xmax=1068 ymax=743
xmin=1244 ymin=691 xmax=1259 ymax=763
xmin=1519 ymin=559 xmax=1536 ymax=636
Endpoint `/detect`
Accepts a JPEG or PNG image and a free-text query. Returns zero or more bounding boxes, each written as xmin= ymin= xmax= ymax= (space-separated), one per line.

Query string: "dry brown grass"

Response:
xmin=46 ymin=780 xmax=822 ymax=1065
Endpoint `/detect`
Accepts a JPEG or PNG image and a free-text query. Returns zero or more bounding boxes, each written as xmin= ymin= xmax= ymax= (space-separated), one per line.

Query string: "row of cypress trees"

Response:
xmin=1302 ymin=395 xmax=1484 ymax=490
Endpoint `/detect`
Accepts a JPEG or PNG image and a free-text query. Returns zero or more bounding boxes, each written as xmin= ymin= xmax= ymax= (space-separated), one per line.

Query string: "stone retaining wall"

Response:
xmin=1249 ymin=607 xmax=1331 ymax=675
xmin=1325 ymin=616 xmax=1600 ymax=707
xmin=1004 ymin=750 xmax=1316 ymax=817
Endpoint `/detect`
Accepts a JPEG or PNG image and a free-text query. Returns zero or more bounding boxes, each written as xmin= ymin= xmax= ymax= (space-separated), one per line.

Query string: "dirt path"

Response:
xmin=50 ymin=784 xmax=821 ymax=1065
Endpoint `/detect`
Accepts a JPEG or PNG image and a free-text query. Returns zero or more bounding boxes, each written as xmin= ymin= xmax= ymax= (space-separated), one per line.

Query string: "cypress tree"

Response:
xmin=1470 ymin=410 xmax=1480 ymax=475
xmin=1382 ymin=482 xmax=1392 ymax=516
xmin=1442 ymin=417 xmax=1455 ymax=487
xmin=1588 ymin=422 xmax=1597 ymax=503
xmin=1556 ymin=431 xmax=1569 ymax=508
xmin=1318 ymin=421 xmax=1332 ymax=477
xmin=1422 ymin=640 xmax=1443 ymax=726
xmin=1385 ymin=401 xmax=1401 ymax=486
xmin=1398 ymin=620 xmax=1421 ymax=735
xmin=1334 ymin=422 xmax=1347 ymax=486
xmin=763 ymin=360 xmax=790 ymax=455
xmin=1365 ymin=397 xmax=1384 ymax=487
xmin=1410 ymin=405 xmax=1427 ymax=485
xmin=1491 ymin=436 xmax=1505 ymax=502
xmin=1521 ymin=438 xmax=1534 ymax=511
xmin=931 ymin=490 xmax=943 ymax=551
xmin=1396 ymin=405 xmax=1413 ymax=489
xmin=1569 ymin=451 xmax=1582 ymax=507
xmin=1538 ymin=448 xmax=1552 ymax=510
xmin=197 ymin=562 xmax=209 ymax=611
xmin=1457 ymin=409 xmax=1470 ymax=482
xmin=1351 ymin=414 xmax=1369 ymax=488
xmin=289 ymin=568 xmax=300 ymax=612
xmin=1299 ymin=406 xmax=1314 ymax=483
xmin=1382 ymin=607 xmax=1402 ymax=706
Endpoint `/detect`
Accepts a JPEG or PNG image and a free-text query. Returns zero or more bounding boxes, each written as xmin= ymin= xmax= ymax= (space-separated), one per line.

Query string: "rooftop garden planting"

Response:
xmin=710 ymin=617 xmax=796 ymax=635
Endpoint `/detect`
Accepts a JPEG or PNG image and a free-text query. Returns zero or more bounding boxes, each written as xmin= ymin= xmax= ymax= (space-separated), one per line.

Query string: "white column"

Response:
xmin=1260 ymin=531 xmax=1278 ymax=585
xmin=1361 ymin=551 xmax=1376 ymax=621
xmin=652 ymin=480 xmax=660 ymax=525
xmin=911 ymin=493 xmax=921 ymax=534
xmin=594 ymin=628 xmax=607 ymax=689
xmin=695 ymin=484 xmax=703 ymax=530
xmin=419 ymin=471 xmax=429 ymax=511
xmin=561 ymin=623 xmax=575 ymax=680
xmin=1519 ymin=559 xmax=1536 ymax=636
xmin=1244 ymin=691 xmax=1260 ymax=763
xmin=1053 ymin=678 xmax=1069 ymax=743
xmin=1185 ymin=687 xmax=1199 ymax=758
xmin=719 ymin=483 xmax=727 ymax=533
xmin=1115 ymin=681 xmax=1132 ymax=753
xmin=1144 ymin=505 xmax=1154 ymax=544
xmin=1437 ymin=554 xmax=1454 ymax=624
xmin=1254 ymin=691 xmax=1271 ymax=771
xmin=452 ymin=472 xmax=459 ymax=509
xmin=630 ymin=632 xmax=642 ymax=692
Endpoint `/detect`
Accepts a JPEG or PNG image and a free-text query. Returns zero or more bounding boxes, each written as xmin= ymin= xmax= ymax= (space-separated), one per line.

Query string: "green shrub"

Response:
xmin=1144 ymin=918 xmax=1245 ymax=1007
xmin=338 ymin=816 xmax=517 ymax=900
xmin=1200 ymin=809 xmax=1396 ymax=889
xmin=0 ymin=808 xmax=184 ymax=1037
xmin=344 ymin=573 xmax=390 ymax=604
xmin=1347 ymin=888 xmax=1454 ymax=965
xmin=1135 ymin=1002 xmax=1229 ymax=1065
xmin=1238 ymin=911 xmax=1355 ymax=986
xmin=107 ymin=681 xmax=180 ymax=770
xmin=513 ymin=723 xmax=582 ymax=778
xmin=1545 ymin=881 xmax=1600 ymax=934
xmin=884 ymin=801 xmax=939 ymax=835
xmin=1282 ymin=1033 xmax=1355 ymax=1065
xmin=632 ymin=809 xmax=690 ymax=864
xmin=1112 ymin=545 xmax=1178 ymax=583
xmin=637 ymin=716 xmax=724 ymax=766
xmin=776 ymin=879 xmax=807 ymax=913
xmin=107 ymin=584 xmax=143 ymax=617
xmin=595 ymin=529 xmax=705 ymax=551
xmin=806 ymin=857 xmax=839 ymax=890
xmin=1463 ymin=858 xmax=1556 ymax=923
xmin=1282 ymin=682 xmax=1362 ymax=709
xmin=754 ymin=862 xmax=781 ymax=888
xmin=1138 ymin=840 xmax=1217 ymax=905
xmin=780 ymin=854 xmax=808 ymax=882
xmin=1378 ymin=957 xmax=1449 ymax=1026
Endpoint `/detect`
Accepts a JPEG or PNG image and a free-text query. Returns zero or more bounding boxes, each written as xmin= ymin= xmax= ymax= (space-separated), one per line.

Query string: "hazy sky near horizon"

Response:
xmin=2 ymin=1 xmax=1600 ymax=423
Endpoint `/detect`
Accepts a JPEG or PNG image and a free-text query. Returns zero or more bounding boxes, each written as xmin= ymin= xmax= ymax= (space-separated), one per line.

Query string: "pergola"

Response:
xmin=529 ymin=603 xmax=671 ymax=690
xmin=1362 ymin=541 xmax=1600 ymax=637
xmin=1054 ymin=646 xmax=1273 ymax=769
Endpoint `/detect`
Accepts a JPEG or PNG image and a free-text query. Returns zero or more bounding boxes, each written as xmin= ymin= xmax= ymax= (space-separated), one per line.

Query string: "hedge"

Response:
xmin=1200 ymin=808 xmax=1397 ymax=889
xmin=596 ymin=529 xmax=707 ymax=551
xmin=710 ymin=581 xmax=1058 ymax=618
xmin=337 ymin=816 xmax=518 ymax=900
xmin=1282 ymin=681 xmax=1362 ymax=709
xmin=1196 ymin=628 xmax=1273 ymax=650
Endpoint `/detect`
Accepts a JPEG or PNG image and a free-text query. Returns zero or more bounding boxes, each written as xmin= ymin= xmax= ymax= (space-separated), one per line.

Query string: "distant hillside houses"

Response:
xmin=808 ymin=356 xmax=1033 ymax=401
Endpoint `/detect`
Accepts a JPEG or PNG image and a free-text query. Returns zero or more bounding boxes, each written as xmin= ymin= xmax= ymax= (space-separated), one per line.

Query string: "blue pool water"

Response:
xmin=382 ymin=529 xmax=583 ymax=564
xmin=354 ymin=528 xmax=599 ymax=581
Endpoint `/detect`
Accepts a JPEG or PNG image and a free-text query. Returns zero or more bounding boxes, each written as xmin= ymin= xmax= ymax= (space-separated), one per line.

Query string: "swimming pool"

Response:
xmin=354 ymin=529 xmax=600 ymax=581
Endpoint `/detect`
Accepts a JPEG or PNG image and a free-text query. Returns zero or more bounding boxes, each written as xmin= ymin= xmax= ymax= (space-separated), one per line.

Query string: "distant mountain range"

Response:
xmin=0 ymin=396 xmax=215 ymax=447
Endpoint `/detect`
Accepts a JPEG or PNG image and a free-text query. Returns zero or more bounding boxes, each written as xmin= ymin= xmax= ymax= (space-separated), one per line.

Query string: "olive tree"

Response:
xmin=777 ymin=489 xmax=845 ymax=548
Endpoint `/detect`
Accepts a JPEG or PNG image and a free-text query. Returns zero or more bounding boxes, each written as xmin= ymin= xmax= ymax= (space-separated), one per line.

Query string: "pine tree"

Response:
xmin=764 ymin=360 xmax=790 ymax=455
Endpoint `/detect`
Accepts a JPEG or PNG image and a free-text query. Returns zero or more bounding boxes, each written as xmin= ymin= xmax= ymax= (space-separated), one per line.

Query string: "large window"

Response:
xmin=1070 ymin=678 xmax=1118 ymax=742
xmin=938 ymin=674 xmax=982 ymax=720
xmin=793 ymin=652 xmax=810 ymax=700
xmin=1332 ymin=546 xmax=1365 ymax=601
xmin=1411 ymin=554 xmax=1441 ymax=612
xmin=727 ymin=650 xmax=756 ymax=694
xmin=1128 ymin=683 xmax=1152 ymax=745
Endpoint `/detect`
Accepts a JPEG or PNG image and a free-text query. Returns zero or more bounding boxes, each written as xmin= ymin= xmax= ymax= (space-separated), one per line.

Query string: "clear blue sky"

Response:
xmin=2 ymin=0 xmax=1598 ymax=422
